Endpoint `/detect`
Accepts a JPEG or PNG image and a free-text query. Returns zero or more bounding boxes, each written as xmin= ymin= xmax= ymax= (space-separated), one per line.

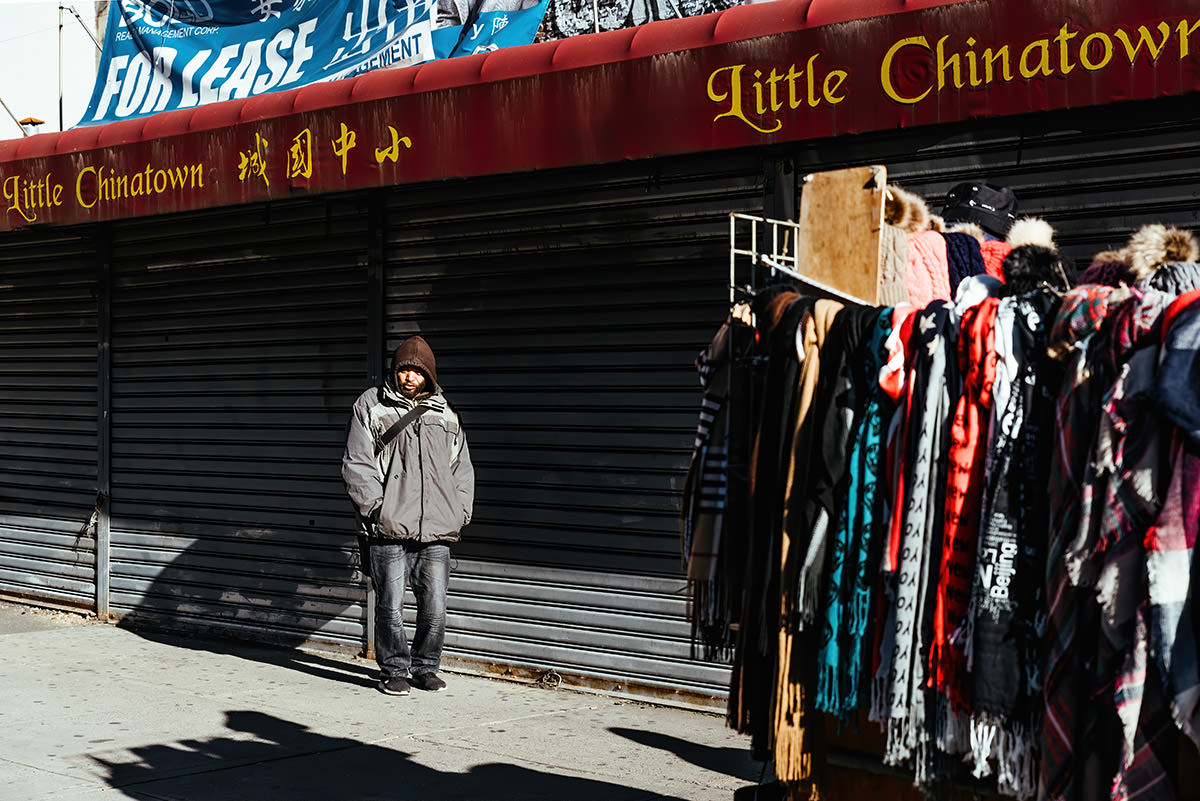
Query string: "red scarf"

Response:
xmin=928 ymin=298 xmax=999 ymax=710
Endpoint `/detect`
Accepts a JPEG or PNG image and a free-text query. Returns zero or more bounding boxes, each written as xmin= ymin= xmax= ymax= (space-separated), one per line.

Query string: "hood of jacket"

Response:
xmin=391 ymin=336 xmax=438 ymax=391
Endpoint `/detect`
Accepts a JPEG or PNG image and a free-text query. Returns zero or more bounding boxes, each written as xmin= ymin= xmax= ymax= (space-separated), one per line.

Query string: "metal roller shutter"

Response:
xmin=381 ymin=153 xmax=766 ymax=701
xmin=0 ymin=228 xmax=99 ymax=608
xmin=106 ymin=198 xmax=371 ymax=651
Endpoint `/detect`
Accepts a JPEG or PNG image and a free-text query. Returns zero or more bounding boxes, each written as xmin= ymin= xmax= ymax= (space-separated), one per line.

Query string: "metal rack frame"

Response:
xmin=728 ymin=212 xmax=867 ymax=307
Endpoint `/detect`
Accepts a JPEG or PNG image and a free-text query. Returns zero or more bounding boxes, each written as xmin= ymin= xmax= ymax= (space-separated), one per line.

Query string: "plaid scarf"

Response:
xmin=1067 ymin=290 xmax=1167 ymax=591
xmin=1147 ymin=294 xmax=1200 ymax=749
xmin=1145 ymin=436 xmax=1200 ymax=747
xmin=1059 ymin=289 xmax=1176 ymax=800
xmin=1041 ymin=285 xmax=1132 ymax=801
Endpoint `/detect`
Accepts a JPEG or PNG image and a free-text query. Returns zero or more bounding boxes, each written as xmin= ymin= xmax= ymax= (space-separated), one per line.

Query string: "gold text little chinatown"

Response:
xmin=706 ymin=18 xmax=1200 ymax=134
xmin=2 ymin=162 xmax=206 ymax=223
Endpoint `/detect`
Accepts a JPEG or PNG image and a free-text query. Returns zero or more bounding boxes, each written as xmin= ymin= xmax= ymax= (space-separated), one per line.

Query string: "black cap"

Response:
xmin=941 ymin=181 xmax=1018 ymax=239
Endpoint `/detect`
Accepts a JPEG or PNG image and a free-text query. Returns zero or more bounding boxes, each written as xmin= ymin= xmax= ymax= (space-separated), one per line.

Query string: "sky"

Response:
xmin=0 ymin=0 xmax=107 ymax=139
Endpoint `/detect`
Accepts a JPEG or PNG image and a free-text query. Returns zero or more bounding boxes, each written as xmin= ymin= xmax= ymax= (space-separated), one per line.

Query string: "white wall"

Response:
xmin=0 ymin=1 xmax=107 ymax=139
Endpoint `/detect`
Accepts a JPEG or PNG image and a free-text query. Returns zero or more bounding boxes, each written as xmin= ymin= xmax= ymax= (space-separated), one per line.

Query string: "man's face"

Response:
xmin=395 ymin=367 xmax=427 ymax=398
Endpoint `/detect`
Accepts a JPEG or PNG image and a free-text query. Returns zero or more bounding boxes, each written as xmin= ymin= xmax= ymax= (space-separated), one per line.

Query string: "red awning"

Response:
xmin=2 ymin=0 xmax=1195 ymax=229
xmin=1 ymin=0 xmax=962 ymax=161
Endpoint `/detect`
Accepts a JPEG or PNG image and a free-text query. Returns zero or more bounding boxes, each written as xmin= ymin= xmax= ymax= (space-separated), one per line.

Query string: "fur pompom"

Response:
xmin=884 ymin=186 xmax=931 ymax=233
xmin=1006 ymin=217 xmax=1056 ymax=250
xmin=1125 ymin=223 xmax=1200 ymax=279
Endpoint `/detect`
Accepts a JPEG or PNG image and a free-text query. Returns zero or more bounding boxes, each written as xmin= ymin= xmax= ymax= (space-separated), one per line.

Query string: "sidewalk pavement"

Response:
xmin=0 ymin=601 xmax=766 ymax=801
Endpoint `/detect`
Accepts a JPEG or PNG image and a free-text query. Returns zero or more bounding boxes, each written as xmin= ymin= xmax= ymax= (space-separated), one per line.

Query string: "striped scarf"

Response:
xmin=682 ymin=317 xmax=755 ymax=658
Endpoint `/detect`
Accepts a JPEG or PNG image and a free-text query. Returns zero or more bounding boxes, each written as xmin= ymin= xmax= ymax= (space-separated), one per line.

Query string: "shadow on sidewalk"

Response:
xmin=609 ymin=726 xmax=765 ymax=782
xmin=93 ymin=709 xmax=694 ymax=801
xmin=110 ymin=526 xmax=376 ymax=690
xmin=117 ymin=625 xmax=378 ymax=689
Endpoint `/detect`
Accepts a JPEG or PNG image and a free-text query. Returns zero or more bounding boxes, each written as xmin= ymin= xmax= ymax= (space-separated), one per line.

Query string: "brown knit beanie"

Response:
xmin=392 ymin=336 xmax=437 ymax=388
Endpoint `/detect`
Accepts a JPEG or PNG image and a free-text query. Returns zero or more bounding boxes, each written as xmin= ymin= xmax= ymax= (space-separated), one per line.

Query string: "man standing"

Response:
xmin=342 ymin=336 xmax=475 ymax=696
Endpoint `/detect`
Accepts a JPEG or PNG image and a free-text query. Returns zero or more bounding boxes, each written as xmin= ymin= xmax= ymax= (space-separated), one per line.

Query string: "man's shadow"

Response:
xmin=93 ymin=709 xmax=696 ymax=801
xmin=113 ymin=525 xmax=377 ymax=689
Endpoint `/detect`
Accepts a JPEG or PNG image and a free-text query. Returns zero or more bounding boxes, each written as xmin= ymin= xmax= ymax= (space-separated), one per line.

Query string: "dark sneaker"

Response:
xmin=409 ymin=672 xmax=446 ymax=692
xmin=377 ymin=676 xmax=411 ymax=696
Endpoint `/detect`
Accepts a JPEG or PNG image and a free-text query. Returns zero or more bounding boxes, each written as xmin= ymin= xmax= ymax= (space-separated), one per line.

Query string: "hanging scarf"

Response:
xmin=1105 ymin=292 xmax=1200 ymax=801
xmin=815 ymin=309 xmax=892 ymax=718
xmin=883 ymin=300 xmax=956 ymax=782
xmin=1155 ymin=289 xmax=1200 ymax=441
xmin=729 ymin=290 xmax=809 ymax=752
xmin=968 ymin=290 xmax=1058 ymax=800
xmin=773 ymin=298 xmax=842 ymax=791
xmin=1145 ymin=436 xmax=1200 ymax=746
xmin=1041 ymin=285 xmax=1131 ymax=801
xmin=1045 ymin=289 xmax=1175 ymax=801
xmin=1147 ymin=293 xmax=1200 ymax=748
xmin=681 ymin=316 xmax=756 ymax=659
xmin=930 ymin=296 xmax=999 ymax=725
xmin=870 ymin=307 xmax=918 ymax=726
xmin=796 ymin=305 xmax=878 ymax=628
xmin=1067 ymin=290 xmax=1167 ymax=591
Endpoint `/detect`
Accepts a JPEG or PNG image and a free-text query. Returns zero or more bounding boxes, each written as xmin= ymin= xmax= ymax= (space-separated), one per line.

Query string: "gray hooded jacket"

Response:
xmin=342 ymin=381 xmax=474 ymax=543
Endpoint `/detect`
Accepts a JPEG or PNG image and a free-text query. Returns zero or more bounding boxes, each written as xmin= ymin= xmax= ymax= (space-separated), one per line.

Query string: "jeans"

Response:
xmin=371 ymin=541 xmax=450 ymax=679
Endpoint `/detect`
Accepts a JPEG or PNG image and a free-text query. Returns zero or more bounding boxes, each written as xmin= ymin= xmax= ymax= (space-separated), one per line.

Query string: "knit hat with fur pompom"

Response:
xmin=1000 ymin=218 xmax=1071 ymax=295
xmin=1126 ymin=223 xmax=1199 ymax=279
xmin=1081 ymin=223 xmax=1199 ymax=285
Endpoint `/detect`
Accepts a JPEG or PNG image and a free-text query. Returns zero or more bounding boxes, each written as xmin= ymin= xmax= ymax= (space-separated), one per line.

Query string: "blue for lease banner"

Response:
xmin=82 ymin=0 xmax=551 ymax=127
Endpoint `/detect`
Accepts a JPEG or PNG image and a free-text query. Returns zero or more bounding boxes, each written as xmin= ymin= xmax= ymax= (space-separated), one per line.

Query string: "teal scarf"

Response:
xmin=816 ymin=311 xmax=893 ymax=717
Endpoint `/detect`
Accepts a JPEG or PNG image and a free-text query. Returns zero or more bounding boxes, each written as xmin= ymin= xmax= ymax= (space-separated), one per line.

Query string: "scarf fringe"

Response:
xmin=686 ymin=579 xmax=735 ymax=661
xmin=884 ymin=714 xmax=912 ymax=766
xmin=911 ymin=737 xmax=930 ymax=789
xmin=995 ymin=723 xmax=1036 ymax=800
xmin=969 ymin=714 xmax=1035 ymax=800
xmin=968 ymin=714 xmax=998 ymax=779
xmin=774 ymin=654 xmax=816 ymax=786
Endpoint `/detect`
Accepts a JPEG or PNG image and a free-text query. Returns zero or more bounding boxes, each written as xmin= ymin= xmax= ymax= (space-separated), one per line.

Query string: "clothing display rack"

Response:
xmin=681 ymin=166 xmax=1200 ymax=801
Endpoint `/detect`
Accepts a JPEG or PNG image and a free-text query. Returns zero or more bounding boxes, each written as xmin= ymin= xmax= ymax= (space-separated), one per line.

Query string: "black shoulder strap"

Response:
xmin=374 ymin=404 xmax=427 ymax=457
